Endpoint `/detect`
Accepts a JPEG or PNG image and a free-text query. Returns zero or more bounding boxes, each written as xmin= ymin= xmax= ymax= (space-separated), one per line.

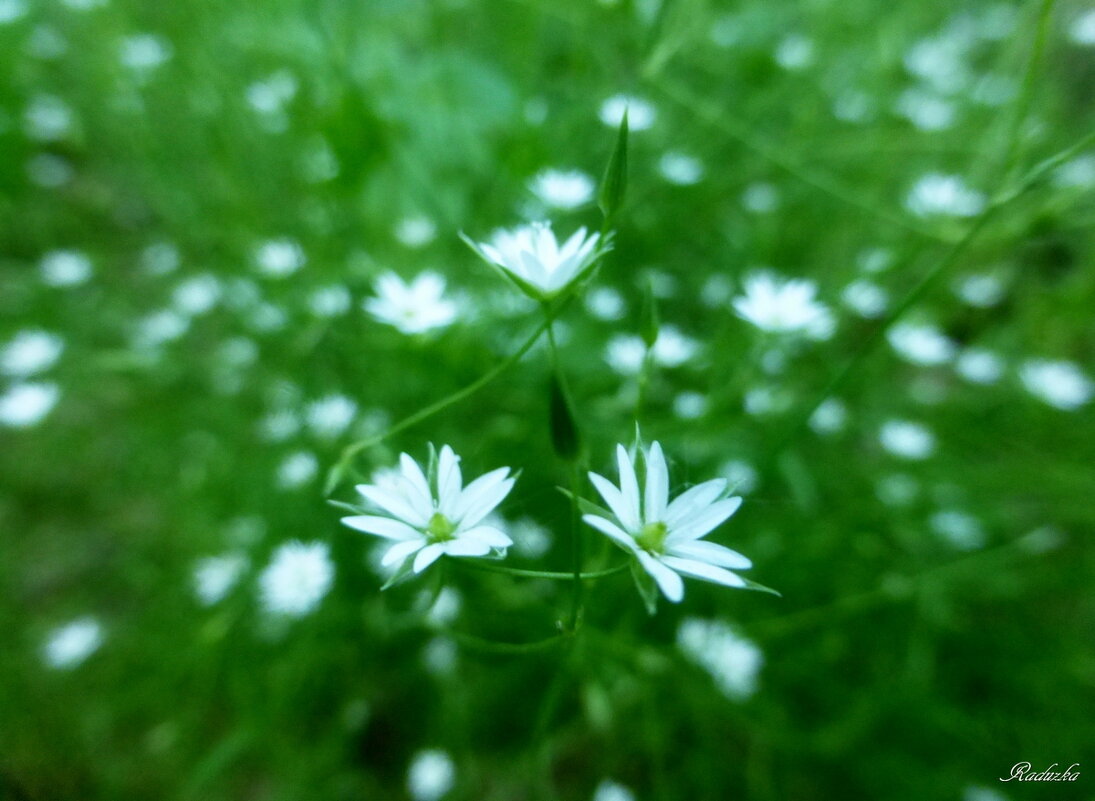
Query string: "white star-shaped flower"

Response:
xmin=365 ymin=272 xmax=457 ymax=335
xmin=463 ymin=221 xmax=607 ymax=300
xmin=342 ymin=446 xmax=515 ymax=575
xmin=732 ymin=272 xmax=834 ymax=339
xmin=584 ymin=442 xmax=753 ymax=603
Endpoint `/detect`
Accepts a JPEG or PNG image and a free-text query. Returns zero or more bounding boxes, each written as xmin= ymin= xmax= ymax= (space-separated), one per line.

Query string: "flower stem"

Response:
xmin=442 ymin=629 xmax=571 ymax=656
xmin=454 ymin=560 xmax=628 ymax=581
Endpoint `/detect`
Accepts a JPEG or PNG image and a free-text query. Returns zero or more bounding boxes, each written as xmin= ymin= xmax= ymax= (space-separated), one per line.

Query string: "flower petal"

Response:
xmin=355 ymin=484 xmax=429 ymax=527
xmin=616 ymin=444 xmax=641 ymax=525
xmin=341 ymin=515 xmax=422 ymax=541
xmin=636 ymin=551 xmax=684 ymax=602
xmin=588 ymin=471 xmax=640 ymax=532
xmin=660 ymin=556 xmax=745 ymax=588
xmin=413 ymin=543 xmax=446 ymax=573
xmin=381 ymin=539 xmax=425 ymax=567
xmin=644 ymin=441 xmax=669 ymax=524
xmin=459 ymin=525 xmax=513 ymax=549
xmin=441 ymin=538 xmax=493 ymax=558
xmin=666 ymin=539 xmax=752 ymax=570
xmin=583 ymin=514 xmax=640 ymax=553
xmin=664 ymin=479 xmax=727 ymax=529
xmin=399 ymin=453 xmax=434 ymax=510
xmin=436 ymin=445 xmax=463 ymax=516
xmin=454 ymin=468 xmax=514 ymax=527
xmin=667 ymin=496 xmax=743 ymax=542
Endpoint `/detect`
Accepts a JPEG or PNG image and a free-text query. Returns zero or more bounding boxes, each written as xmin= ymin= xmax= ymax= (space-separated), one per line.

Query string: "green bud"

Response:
xmin=598 ymin=109 xmax=629 ymax=221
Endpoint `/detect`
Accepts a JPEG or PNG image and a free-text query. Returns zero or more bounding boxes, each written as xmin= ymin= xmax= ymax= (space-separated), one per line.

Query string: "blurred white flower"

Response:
xmin=43 ymin=617 xmax=102 ymax=669
xmin=744 ymin=385 xmax=791 ymax=416
xmin=1019 ymin=359 xmax=1092 ymax=410
xmin=1053 ymin=154 xmax=1095 ymax=189
xmin=585 ymin=442 xmax=752 ymax=603
xmin=733 ymin=272 xmax=834 ymax=339
xmin=133 ymin=309 xmax=190 ymax=349
xmin=604 ymin=326 xmax=697 ymax=374
xmin=28 ymin=25 xmax=68 ymax=59
xmin=193 ymin=553 xmax=248 ymax=605
xmin=24 ymin=94 xmax=73 ymax=141
xmin=599 ymin=94 xmax=655 ymax=130
xmin=841 ymin=280 xmax=888 ymax=318
xmin=887 ymin=322 xmax=956 ymax=366
xmin=365 ymin=272 xmax=457 ymax=334
xmin=254 ymin=239 xmax=305 ymax=277
xmin=277 ymin=451 xmax=318 ymax=488
xmin=930 ymin=510 xmax=985 ymax=550
xmin=1 ymin=330 xmax=63 ymax=376
xmin=955 ymin=348 xmax=1004 ymax=385
xmin=585 ymin=286 xmax=626 ymax=321
xmin=905 ymin=173 xmax=985 ymax=217
xmin=120 ymin=33 xmax=172 ymax=71
xmin=258 ymin=541 xmax=334 ymax=617
xmin=246 ymin=70 xmax=297 ymax=115
xmin=658 ymin=152 xmax=704 ymax=185
xmin=407 ymin=750 xmax=455 ymax=801
xmin=342 ymin=445 xmax=515 ymax=575
xmin=592 ymin=780 xmax=636 ymax=801
xmin=857 ymin=247 xmax=893 ymax=274
xmin=875 ymin=473 xmax=919 ymax=507
xmin=141 ymin=242 xmax=180 ymax=275
xmin=673 ymin=391 xmax=707 ymax=420
xmin=0 ymin=382 xmax=60 ymax=427
xmin=40 ymin=250 xmax=92 ymax=286
xmin=508 ymin=516 xmax=553 ymax=559
xmin=810 ymin=397 xmax=848 ymax=434
xmin=832 ymin=89 xmax=875 ymax=124
xmin=1070 ymin=9 xmax=1095 ymax=45
xmin=741 ymin=182 xmax=780 ymax=213
xmin=307 ymin=285 xmax=352 ymax=317
xmin=903 ymin=36 xmax=969 ymax=93
xmin=529 ymin=168 xmax=594 ymax=209
xmin=394 ymin=216 xmax=437 ymax=248
xmin=305 ymin=395 xmax=357 ymax=438
xmin=677 ymin=618 xmax=763 ymax=700
xmin=879 ymin=419 xmax=935 ymax=460
xmin=27 ymin=153 xmax=74 ymax=187
xmin=721 ymin=459 xmax=758 ymax=494
xmin=895 ymin=89 xmax=956 ymax=131
xmin=954 ymin=273 xmax=1005 ymax=307
xmin=0 ymin=0 xmax=27 ymax=23
xmin=774 ymin=34 xmax=814 ymax=70
xmin=464 ymin=222 xmax=605 ymax=300
xmin=259 ymin=409 xmax=300 ymax=442
xmin=172 ymin=274 xmax=221 ymax=316
xmin=422 ymin=636 xmax=458 ymax=676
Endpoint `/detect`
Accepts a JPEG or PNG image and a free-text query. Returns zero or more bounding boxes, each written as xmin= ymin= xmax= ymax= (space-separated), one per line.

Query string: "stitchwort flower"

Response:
xmin=463 ymin=221 xmax=608 ymax=301
xmin=584 ymin=442 xmax=756 ymax=604
xmin=342 ymin=446 xmax=515 ymax=577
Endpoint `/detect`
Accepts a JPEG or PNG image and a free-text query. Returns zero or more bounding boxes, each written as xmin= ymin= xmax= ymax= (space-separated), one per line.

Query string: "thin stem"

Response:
xmin=568 ymin=463 xmax=585 ymax=630
xmin=635 ymin=346 xmax=654 ymax=422
xmin=454 ymin=559 xmax=628 ymax=581
xmin=999 ymin=0 xmax=1057 ymax=179
xmin=443 ymin=629 xmax=571 ymax=656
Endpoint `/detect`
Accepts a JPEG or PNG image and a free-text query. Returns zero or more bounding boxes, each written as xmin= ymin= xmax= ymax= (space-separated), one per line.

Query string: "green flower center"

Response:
xmin=635 ymin=521 xmax=668 ymax=554
xmin=426 ymin=512 xmax=456 ymax=543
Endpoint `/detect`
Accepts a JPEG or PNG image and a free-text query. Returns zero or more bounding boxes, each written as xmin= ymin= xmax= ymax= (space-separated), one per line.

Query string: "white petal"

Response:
xmin=588 ymin=472 xmax=641 ymax=532
xmin=667 ymin=540 xmax=752 ymax=570
xmin=660 ymin=556 xmax=745 ymax=588
xmin=668 ymin=496 xmax=743 ymax=542
xmin=636 ymin=551 xmax=684 ymax=602
xmin=381 ymin=539 xmax=425 ymax=567
xmin=459 ymin=525 xmax=513 ymax=548
xmin=644 ymin=441 xmax=669 ymax=524
xmin=616 ymin=444 xmax=641 ymax=525
xmin=454 ymin=469 xmax=514 ymax=527
xmin=413 ymin=543 xmax=446 ymax=573
xmin=664 ymin=478 xmax=727 ymax=529
xmin=436 ymin=445 xmax=463 ymax=515
xmin=583 ymin=514 xmax=640 ymax=553
xmin=399 ymin=453 xmax=434 ymax=510
xmin=441 ymin=538 xmax=492 ymax=558
xmin=341 ymin=515 xmax=421 ymax=541
xmin=355 ymin=484 xmax=429 ymax=527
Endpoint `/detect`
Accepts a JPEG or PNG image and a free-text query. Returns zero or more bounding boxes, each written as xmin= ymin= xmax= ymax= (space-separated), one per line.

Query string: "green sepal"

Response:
xmin=630 ymin=558 xmax=659 ymax=615
xmin=327 ymin=499 xmax=364 ymax=515
xmin=427 ymin=442 xmax=439 ymax=496
xmin=380 ymin=558 xmax=418 ymax=591
xmin=741 ymin=578 xmax=782 ymax=597
xmin=557 ymin=486 xmax=614 ymax=522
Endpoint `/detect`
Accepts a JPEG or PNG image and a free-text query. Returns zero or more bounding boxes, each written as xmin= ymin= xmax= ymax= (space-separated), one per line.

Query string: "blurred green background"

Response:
xmin=2 ymin=0 xmax=1094 ymax=799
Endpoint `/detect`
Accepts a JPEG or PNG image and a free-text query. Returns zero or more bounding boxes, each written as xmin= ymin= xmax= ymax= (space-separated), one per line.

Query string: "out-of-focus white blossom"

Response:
xmin=258 ymin=541 xmax=334 ymax=617
xmin=887 ymin=322 xmax=956 ymax=366
xmin=1019 ymin=359 xmax=1092 ymax=410
xmin=879 ymin=419 xmax=936 ymax=460
xmin=529 ymin=168 xmax=594 ymax=209
xmin=733 ymin=272 xmax=834 ymax=339
xmin=598 ymin=94 xmax=655 ymax=130
xmin=0 ymin=382 xmax=60 ymax=427
xmin=43 ymin=617 xmax=102 ymax=668
xmin=407 ymin=749 xmax=455 ymax=801
xmin=365 ymin=272 xmax=458 ymax=335
xmin=1 ymin=331 xmax=64 ymax=376
xmin=193 ymin=553 xmax=248 ymax=605
xmin=40 ymin=250 xmax=92 ymax=287
xmin=905 ymin=173 xmax=984 ymax=217
xmin=677 ymin=618 xmax=763 ymax=700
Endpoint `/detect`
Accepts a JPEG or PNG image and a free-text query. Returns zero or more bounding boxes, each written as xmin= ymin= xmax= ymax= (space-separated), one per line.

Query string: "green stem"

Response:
xmin=454 ymin=560 xmax=628 ymax=581
xmin=443 ymin=629 xmax=571 ymax=656
xmin=635 ymin=346 xmax=654 ymax=422
xmin=999 ymin=0 xmax=1057 ymax=180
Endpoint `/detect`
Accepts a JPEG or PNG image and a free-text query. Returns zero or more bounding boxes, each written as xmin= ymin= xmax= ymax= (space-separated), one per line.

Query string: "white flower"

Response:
xmin=1019 ymin=359 xmax=1092 ymax=410
xmin=365 ymin=272 xmax=457 ymax=334
xmin=774 ymin=34 xmax=814 ymax=70
xmin=741 ymin=182 xmax=780 ymax=213
xmin=0 ymin=0 xmax=27 ymax=24
xmin=598 ymin=94 xmax=656 ymax=130
xmin=895 ymin=88 xmax=956 ymax=131
xmin=43 ymin=617 xmax=102 ymax=668
xmin=733 ymin=272 xmax=834 ymax=338
xmin=954 ymin=273 xmax=1005 ymax=307
xmin=955 ymin=348 xmax=1004 ymax=384
xmin=40 ymin=249 xmax=92 ymax=286
xmin=1070 ymin=9 xmax=1095 ymax=45
xmin=395 ymin=215 xmax=437 ymax=248
xmin=887 ymin=322 xmax=956 ymax=366
xmin=585 ymin=286 xmax=626 ymax=320
xmin=1 ymin=330 xmax=63 ymax=376
xmin=307 ymin=285 xmax=351 ymax=317
xmin=342 ymin=445 xmax=516 ymax=575
xmin=254 ymin=238 xmax=305 ymax=277
xmin=120 ymin=33 xmax=172 ymax=70
xmin=0 ymin=382 xmax=59 ymax=427
xmin=277 ymin=450 xmax=318 ymax=488
xmin=930 ymin=510 xmax=985 ymax=551
xmin=464 ymin=222 xmax=605 ymax=299
xmin=592 ymin=780 xmax=636 ymax=801
xmin=258 ymin=541 xmax=334 ymax=617
xmin=193 ymin=553 xmax=248 ymax=605
xmin=584 ymin=442 xmax=752 ymax=603
xmin=658 ymin=152 xmax=703 ymax=185
xmin=677 ymin=618 xmax=763 ymax=700
xmin=879 ymin=419 xmax=935 ymax=460
xmin=172 ymin=274 xmax=221 ymax=316
xmin=305 ymin=394 xmax=357 ymax=438
xmin=529 ymin=168 xmax=594 ymax=209
xmin=407 ymin=749 xmax=455 ymax=801
xmin=841 ymin=280 xmax=888 ymax=318
xmin=809 ymin=397 xmax=847 ymax=434
xmin=603 ymin=326 xmax=698 ymax=374
xmin=24 ymin=95 xmax=73 ymax=141
xmin=905 ymin=173 xmax=985 ymax=217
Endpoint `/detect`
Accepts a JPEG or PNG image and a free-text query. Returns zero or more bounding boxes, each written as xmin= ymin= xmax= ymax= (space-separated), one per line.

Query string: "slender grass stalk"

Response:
xmin=453 ymin=560 xmax=628 ymax=581
xmin=998 ymin=0 xmax=1057 ymax=180
xmin=442 ymin=629 xmax=571 ymax=656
